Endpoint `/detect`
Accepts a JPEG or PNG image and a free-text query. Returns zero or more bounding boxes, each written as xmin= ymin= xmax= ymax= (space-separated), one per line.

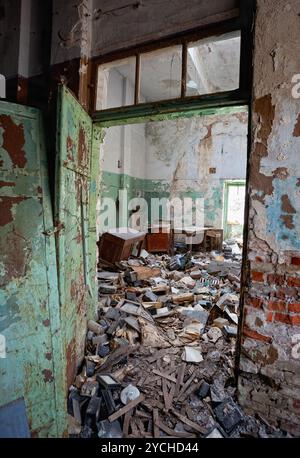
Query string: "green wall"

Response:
xmin=100 ymin=171 xmax=224 ymax=230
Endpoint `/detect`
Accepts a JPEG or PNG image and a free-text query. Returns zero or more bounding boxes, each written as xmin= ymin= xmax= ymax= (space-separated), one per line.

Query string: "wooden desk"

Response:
xmin=174 ymin=227 xmax=223 ymax=252
xmin=98 ymin=229 xmax=146 ymax=263
xmin=146 ymin=224 xmax=174 ymax=254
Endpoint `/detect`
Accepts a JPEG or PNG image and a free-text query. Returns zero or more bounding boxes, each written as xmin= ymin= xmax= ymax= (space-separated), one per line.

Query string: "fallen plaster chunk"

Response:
xmin=207 ymin=326 xmax=223 ymax=343
xmin=181 ymin=346 xmax=203 ymax=363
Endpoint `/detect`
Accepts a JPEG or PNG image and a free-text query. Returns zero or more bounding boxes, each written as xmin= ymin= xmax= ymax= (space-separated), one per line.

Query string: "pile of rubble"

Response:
xmin=67 ymin=244 xmax=287 ymax=438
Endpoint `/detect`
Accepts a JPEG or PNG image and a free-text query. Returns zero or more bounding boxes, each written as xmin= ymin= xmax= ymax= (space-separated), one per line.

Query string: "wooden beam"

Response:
xmin=170 ymin=409 xmax=208 ymax=435
xmin=153 ymin=369 xmax=177 ymax=383
xmin=108 ymin=394 xmax=145 ymax=422
xmin=181 ymin=42 xmax=187 ymax=98
xmin=153 ymin=409 xmax=160 ymax=438
xmin=123 ymin=410 xmax=132 ymax=437
xmin=175 ymin=363 xmax=186 ymax=397
xmin=134 ymin=54 xmax=141 ymax=104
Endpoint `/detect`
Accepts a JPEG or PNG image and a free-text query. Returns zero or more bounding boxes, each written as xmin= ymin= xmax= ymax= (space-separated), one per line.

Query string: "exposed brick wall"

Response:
xmin=238 ymin=0 xmax=300 ymax=436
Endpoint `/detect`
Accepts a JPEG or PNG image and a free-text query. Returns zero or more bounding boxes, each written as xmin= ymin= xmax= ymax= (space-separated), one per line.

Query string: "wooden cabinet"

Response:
xmin=146 ymin=225 xmax=174 ymax=254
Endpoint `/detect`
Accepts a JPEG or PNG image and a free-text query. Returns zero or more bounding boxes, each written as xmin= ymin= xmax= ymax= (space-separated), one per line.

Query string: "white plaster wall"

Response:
xmin=101 ymin=121 xmax=146 ymax=179
xmin=101 ymin=66 xmax=147 ymax=178
xmin=145 ymin=113 xmax=248 ymax=184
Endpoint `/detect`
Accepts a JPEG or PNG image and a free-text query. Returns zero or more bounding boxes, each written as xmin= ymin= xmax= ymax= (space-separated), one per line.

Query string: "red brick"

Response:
xmin=291 ymin=257 xmax=300 ymax=266
xmin=274 ymin=313 xmax=291 ymax=324
xmin=290 ymin=315 xmax=300 ymax=326
xmin=267 ymin=274 xmax=285 ymax=285
xmin=246 ymin=296 xmax=264 ymax=309
xmin=243 ymin=326 xmax=272 ymax=343
xmin=267 ymin=300 xmax=286 ymax=312
xmin=275 ymin=287 xmax=298 ymax=299
xmin=288 ymin=302 xmax=300 ymax=313
xmin=251 ymin=271 xmax=264 ymax=282
xmin=275 ymin=289 xmax=286 ymax=300
xmin=287 ymin=277 xmax=300 ymax=287
xmin=273 ymin=313 xmax=300 ymax=326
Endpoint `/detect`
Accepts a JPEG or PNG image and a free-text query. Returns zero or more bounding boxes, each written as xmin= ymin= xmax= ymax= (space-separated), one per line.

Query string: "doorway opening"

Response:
xmin=66 ymin=7 xmax=260 ymax=436
xmin=73 ymin=106 xmax=252 ymax=437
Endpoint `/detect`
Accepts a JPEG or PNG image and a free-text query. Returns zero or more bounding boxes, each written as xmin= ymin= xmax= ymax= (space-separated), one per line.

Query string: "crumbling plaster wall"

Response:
xmin=99 ymin=112 xmax=247 ymax=232
xmin=238 ymin=0 xmax=300 ymax=436
xmin=50 ymin=0 xmax=238 ymax=64
xmin=144 ymin=112 xmax=248 ymax=228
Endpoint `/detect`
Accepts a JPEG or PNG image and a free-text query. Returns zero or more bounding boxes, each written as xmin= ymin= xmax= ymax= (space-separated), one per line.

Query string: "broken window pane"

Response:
xmin=186 ymin=31 xmax=241 ymax=97
xmin=96 ymin=57 xmax=136 ymax=110
xmin=140 ymin=45 xmax=182 ymax=102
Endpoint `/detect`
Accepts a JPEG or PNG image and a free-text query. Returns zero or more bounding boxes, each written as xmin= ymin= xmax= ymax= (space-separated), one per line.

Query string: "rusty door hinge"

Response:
xmin=43 ymin=222 xmax=65 ymax=236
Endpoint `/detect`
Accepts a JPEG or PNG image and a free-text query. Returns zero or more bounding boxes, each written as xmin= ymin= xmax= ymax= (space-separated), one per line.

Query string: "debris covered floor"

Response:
xmin=68 ymin=242 xmax=288 ymax=438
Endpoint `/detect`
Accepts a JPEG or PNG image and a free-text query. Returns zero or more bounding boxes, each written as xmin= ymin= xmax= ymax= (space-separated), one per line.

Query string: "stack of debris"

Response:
xmin=67 ymin=247 xmax=287 ymax=438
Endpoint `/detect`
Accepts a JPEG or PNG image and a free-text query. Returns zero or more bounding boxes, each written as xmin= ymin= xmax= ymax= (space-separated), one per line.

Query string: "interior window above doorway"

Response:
xmin=95 ymin=30 xmax=241 ymax=111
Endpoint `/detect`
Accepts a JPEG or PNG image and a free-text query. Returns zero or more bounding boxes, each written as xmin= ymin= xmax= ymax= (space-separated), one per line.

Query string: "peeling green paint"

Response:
xmin=100 ymin=171 xmax=225 ymax=229
xmin=0 ymin=100 xmax=66 ymax=437
xmin=55 ymin=86 xmax=97 ymax=396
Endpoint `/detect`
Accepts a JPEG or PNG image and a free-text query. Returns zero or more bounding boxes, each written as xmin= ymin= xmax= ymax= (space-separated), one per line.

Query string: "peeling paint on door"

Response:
xmin=55 ymin=86 xmax=98 ymax=389
xmin=0 ymin=101 xmax=66 ymax=437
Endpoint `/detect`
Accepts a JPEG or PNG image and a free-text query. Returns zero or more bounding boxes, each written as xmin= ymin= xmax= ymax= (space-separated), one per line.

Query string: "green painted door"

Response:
xmin=55 ymin=86 xmax=99 ymax=390
xmin=0 ymin=101 xmax=66 ymax=437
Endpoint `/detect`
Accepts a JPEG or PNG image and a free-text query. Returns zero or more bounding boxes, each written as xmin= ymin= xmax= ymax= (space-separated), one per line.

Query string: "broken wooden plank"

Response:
xmin=153 ymin=409 xmax=160 ymax=438
xmin=165 ymin=382 xmax=176 ymax=412
xmin=136 ymin=417 xmax=146 ymax=435
xmin=137 ymin=375 xmax=147 ymax=387
xmin=179 ymin=380 xmax=203 ymax=403
xmin=153 ymin=369 xmax=177 ymax=383
xmin=97 ymin=344 xmax=139 ymax=373
xmin=123 ymin=410 xmax=132 ymax=437
xmin=174 ymin=363 xmax=186 ymax=397
xmin=156 ymin=419 xmax=197 ymax=438
xmin=176 ymin=372 xmax=197 ymax=401
xmin=108 ymin=394 xmax=145 ymax=422
xmin=162 ymin=378 xmax=169 ymax=410
xmin=170 ymin=409 xmax=207 ymax=434
xmin=130 ymin=418 xmax=139 ymax=437
xmin=147 ymin=348 xmax=178 ymax=364
xmin=132 ymin=266 xmax=161 ymax=280
xmin=136 ymin=409 xmax=151 ymax=419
